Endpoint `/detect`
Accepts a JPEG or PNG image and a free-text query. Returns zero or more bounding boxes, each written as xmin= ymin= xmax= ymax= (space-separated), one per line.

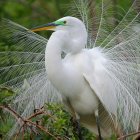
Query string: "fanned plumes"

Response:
xmin=0 ymin=0 xmax=140 ymax=138
xmin=104 ymin=38 xmax=140 ymax=133
xmin=68 ymin=0 xmax=122 ymax=47
xmin=0 ymin=19 xmax=61 ymax=137
xmin=6 ymin=71 xmax=61 ymax=138
xmin=70 ymin=0 xmax=140 ymax=135
xmin=0 ymin=19 xmax=47 ymax=85
xmin=0 ymin=19 xmax=61 ymax=101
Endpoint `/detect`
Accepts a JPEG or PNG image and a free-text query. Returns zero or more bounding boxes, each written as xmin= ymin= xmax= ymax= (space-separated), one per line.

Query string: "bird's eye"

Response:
xmin=63 ymin=21 xmax=67 ymax=24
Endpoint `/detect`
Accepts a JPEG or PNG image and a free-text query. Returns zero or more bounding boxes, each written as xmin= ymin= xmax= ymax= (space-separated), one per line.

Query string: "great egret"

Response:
xmin=0 ymin=0 xmax=140 ymax=139
xmin=31 ymin=16 xmax=116 ymax=139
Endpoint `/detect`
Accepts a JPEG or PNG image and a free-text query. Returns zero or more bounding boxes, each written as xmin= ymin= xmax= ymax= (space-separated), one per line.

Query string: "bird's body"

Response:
xmin=0 ymin=0 xmax=140 ymax=139
xmin=45 ymin=31 xmax=98 ymax=114
xmin=44 ymin=17 xmax=116 ymax=137
xmin=46 ymin=44 xmax=112 ymax=136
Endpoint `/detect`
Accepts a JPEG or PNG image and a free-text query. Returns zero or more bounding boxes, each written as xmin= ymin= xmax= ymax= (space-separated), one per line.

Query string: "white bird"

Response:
xmin=31 ymin=17 xmax=117 ymax=138
xmin=0 ymin=0 xmax=140 ymax=139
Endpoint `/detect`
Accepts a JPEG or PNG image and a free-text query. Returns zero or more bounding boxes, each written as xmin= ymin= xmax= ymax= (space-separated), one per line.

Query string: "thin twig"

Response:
xmin=0 ymin=105 xmax=58 ymax=139
xmin=0 ymin=105 xmax=24 ymax=122
xmin=26 ymin=120 xmax=58 ymax=140
xmin=118 ymin=131 xmax=140 ymax=140
xmin=27 ymin=110 xmax=44 ymax=120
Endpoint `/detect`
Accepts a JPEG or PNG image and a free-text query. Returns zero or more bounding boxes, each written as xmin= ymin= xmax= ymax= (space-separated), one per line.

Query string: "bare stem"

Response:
xmin=0 ymin=105 xmax=24 ymax=122
xmin=0 ymin=105 xmax=58 ymax=140
xmin=27 ymin=110 xmax=44 ymax=120
xmin=26 ymin=120 xmax=58 ymax=140
xmin=118 ymin=131 xmax=140 ymax=140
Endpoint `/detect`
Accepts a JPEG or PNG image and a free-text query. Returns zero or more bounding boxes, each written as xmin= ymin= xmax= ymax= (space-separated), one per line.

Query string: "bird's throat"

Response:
xmin=45 ymin=32 xmax=65 ymax=87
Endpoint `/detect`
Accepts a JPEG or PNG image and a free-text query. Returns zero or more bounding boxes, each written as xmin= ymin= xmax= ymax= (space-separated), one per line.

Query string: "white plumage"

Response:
xmin=0 ymin=0 xmax=140 ymax=138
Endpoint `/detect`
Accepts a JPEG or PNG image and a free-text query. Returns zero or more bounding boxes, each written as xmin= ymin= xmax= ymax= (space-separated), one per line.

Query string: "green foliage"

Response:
xmin=0 ymin=87 xmax=14 ymax=104
xmin=0 ymin=86 xmax=97 ymax=139
xmin=30 ymin=103 xmax=96 ymax=139
xmin=0 ymin=88 xmax=15 ymax=139
xmin=0 ymin=115 xmax=14 ymax=137
xmin=0 ymin=0 xmax=135 ymax=139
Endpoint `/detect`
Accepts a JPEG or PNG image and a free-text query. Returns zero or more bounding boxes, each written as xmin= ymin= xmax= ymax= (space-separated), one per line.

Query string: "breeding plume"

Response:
xmin=0 ymin=0 xmax=140 ymax=139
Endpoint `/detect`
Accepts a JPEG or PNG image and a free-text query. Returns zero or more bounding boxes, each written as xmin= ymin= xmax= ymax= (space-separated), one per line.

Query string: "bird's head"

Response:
xmin=31 ymin=16 xmax=86 ymax=34
xmin=31 ymin=16 xmax=87 ymax=53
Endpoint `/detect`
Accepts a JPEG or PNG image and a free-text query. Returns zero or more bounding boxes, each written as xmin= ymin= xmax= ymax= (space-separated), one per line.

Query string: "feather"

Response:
xmin=0 ymin=0 xmax=140 ymax=138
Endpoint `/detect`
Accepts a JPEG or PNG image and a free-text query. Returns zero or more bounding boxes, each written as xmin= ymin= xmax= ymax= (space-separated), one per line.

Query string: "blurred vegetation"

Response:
xmin=0 ymin=0 xmax=135 ymax=139
xmin=0 ymin=1 xmax=97 ymax=139
xmin=0 ymin=0 xmax=71 ymax=48
xmin=0 ymin=0 xmax=70 ymax=26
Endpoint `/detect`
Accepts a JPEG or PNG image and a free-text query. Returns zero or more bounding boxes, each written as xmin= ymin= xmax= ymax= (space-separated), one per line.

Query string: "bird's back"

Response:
xmin=64 ymin=47 xmax=117 ymax=115
xmin=63 ymin=48 xmax=118 ymax=137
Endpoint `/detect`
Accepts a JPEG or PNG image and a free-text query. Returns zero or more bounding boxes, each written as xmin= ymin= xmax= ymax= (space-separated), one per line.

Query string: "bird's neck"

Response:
xmin=45 ymin=29 xmax=87 ymax=83
xmin=45 ymin=31 xmax=69 ymax=87
xmin=45 ymin=32 xmax=64 ymax=79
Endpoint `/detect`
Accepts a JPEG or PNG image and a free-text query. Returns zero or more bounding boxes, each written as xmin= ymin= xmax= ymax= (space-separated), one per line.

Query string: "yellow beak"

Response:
xmin=31 ymin=23 xmax=57 ymax=32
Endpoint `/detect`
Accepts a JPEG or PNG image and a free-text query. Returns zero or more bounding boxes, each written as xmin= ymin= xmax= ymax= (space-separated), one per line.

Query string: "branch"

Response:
xmin=26 ymin=120 xmax=58 ymax=140
xmin=27 ymin=110 xmax=44 ymax=120
xmin=0 ymin=105 xmax=58 ymax=140
xmin=118 ymin=131 xmax=140 ymax=140
xmin=0 ymin=105 xmax=24 ymax=122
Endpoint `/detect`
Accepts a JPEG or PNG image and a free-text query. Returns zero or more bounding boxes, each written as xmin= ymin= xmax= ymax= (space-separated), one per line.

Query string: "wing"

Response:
xmin=83 ymin=47 xmax=117 ymax=128
xmin=84 ymin=45 xmax=140 ymax=134
xmin=83 ymin=48 xmax=117 ymax=115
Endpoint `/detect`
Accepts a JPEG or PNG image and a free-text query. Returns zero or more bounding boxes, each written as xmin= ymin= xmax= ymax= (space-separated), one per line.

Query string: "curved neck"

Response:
xmin=45 ymin=32 xmax=63 ymax=79
xmin=45 ymin=28 xmax=87 ymax=82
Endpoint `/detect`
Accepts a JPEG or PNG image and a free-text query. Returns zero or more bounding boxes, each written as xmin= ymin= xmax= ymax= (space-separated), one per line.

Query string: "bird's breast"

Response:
xmin=47 ymin=50 xmax=99 ymax=115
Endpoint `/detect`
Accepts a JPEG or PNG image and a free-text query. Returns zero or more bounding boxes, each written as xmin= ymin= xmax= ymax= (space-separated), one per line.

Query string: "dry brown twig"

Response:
xmin=118 ymin=131 xmax=140 ymax=140
xmin=4 ymin=104 xmax=140 ymax=140
xmin=0 ymin=105 xmax=58 ymax=140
